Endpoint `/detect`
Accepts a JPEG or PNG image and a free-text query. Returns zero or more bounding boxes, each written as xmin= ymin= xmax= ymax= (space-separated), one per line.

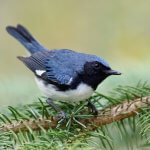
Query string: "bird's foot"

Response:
xmin=87 ymin=101 xmax=98 ymax=116
xmin=46 ymin=98 xmax=67 ymax=122
xmin=56 ymin=111 xmax=67 ymax=122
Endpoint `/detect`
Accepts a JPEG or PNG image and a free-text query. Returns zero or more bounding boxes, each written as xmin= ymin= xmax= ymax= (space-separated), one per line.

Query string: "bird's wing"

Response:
xmin=45 ymin=58 xmax=76 ymax=85
xmin=18 ymin=50 xmax=79 ymax=85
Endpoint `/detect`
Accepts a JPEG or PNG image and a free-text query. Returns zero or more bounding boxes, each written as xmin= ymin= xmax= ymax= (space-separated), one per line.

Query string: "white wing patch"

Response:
xmin=67 ymin=77 xmax=73 ymax=85
xmin=35 ymin=70 xmax=46 ymax=76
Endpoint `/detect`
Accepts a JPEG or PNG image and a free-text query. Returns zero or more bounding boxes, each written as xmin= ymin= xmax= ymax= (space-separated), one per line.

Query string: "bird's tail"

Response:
xmin=6 ymin=24 xmax=45 ymax=54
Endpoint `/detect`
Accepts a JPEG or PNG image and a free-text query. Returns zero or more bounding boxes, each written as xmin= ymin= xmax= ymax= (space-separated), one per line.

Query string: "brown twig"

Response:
xmin=1 ymin=96 xmax=150 ymax=133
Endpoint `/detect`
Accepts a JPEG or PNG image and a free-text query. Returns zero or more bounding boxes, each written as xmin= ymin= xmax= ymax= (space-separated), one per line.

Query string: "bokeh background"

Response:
xmin=0 ymin=0 xmax=150 ymax=106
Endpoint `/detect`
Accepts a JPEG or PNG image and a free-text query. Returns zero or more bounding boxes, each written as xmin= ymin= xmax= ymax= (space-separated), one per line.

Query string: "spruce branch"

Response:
xmin=1 ymin=96 xmax=150 ymax=133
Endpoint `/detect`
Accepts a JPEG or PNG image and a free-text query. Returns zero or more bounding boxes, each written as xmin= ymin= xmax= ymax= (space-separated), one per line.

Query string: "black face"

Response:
xmin=82 ymin=61 xmax=121 ymax=90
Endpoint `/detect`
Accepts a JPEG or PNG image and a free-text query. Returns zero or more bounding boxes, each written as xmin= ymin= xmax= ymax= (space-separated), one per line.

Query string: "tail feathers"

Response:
xmin=6 ymin=24 xmax=45 ymax=54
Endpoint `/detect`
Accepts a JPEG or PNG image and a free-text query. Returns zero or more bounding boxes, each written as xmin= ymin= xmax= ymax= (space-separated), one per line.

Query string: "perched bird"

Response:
xmin=6 ymin=24 xmax=121 ymax=118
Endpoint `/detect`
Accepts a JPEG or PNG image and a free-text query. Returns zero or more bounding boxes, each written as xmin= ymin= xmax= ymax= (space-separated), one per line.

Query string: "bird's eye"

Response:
xmin=93 ymin=62 xmax=101 ymax=70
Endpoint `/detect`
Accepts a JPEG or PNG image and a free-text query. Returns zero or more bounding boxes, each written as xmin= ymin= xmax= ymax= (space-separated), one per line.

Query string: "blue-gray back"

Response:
xmin=19 ymin=49 xmax=110 ymax=85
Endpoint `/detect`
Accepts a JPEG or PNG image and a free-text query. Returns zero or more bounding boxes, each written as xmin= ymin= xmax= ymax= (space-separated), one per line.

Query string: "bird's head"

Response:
xmin=84 ymin=61 xmax=121 ymax=76
xmin=82 ymin=60 xmax=121 ymax=89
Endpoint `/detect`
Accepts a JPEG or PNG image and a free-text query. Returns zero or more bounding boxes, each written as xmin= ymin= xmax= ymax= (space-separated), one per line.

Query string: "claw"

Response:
xmin=87 ymin=101 xmax=98 ymax=116
xmin=92 ymin=108 xmax=98 ymax=116
xmin=56 ymin=111 xmax=67 ymax=122
xmin=46 ymin=98 xmax=67 ymax=122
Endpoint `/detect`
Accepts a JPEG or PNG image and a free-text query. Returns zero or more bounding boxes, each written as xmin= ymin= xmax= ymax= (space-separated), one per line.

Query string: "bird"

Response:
xmin=6 ymin=24 xmax=121 ymax=119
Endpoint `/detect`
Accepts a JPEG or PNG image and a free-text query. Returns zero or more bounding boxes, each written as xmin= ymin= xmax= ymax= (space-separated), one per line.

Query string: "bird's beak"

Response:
xmin=104 ymin=69 xmax=121 ymax=75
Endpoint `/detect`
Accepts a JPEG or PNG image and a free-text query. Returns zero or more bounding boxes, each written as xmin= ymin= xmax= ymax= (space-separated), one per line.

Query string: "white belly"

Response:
xmin=35 ymin=77 xmax=94 ymax=102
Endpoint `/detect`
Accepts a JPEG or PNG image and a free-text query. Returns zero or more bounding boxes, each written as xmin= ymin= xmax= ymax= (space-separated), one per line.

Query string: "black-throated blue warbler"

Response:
xmin=6 ymin=24 xmax=121 ymax=118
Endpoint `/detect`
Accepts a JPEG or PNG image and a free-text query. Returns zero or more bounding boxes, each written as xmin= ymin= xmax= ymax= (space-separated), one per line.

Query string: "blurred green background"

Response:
xmin=0 ymin=0 xmax=150 ymax=106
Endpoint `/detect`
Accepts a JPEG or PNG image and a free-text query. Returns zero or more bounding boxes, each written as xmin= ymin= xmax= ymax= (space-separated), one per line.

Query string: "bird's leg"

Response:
xmin=87 ymin=100 xmax=98 ymax=116
xmin=46 ymin=98 xmax=66 ymax=120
